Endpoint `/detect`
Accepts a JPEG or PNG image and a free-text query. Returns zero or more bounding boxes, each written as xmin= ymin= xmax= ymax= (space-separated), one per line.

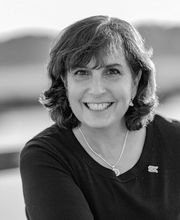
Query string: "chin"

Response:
xmin=82 ymin=118 xmax=116 ymax=129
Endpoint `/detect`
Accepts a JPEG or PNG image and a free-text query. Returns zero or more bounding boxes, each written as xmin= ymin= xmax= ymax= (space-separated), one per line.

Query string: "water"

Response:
xmin=0 ymin=169 xmax=26 ymax=220
xmin=0 ymin=95 xmax=180 ymax=220
xmin=1 ymin=96 xmax=180 ymax=152
xmin=0 ymin=106 xmax=52 ymax=153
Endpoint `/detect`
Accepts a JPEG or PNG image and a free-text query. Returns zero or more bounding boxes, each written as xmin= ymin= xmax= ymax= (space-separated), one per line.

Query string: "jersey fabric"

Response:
xmin=20 ymin=114 xmax=180 ymax=220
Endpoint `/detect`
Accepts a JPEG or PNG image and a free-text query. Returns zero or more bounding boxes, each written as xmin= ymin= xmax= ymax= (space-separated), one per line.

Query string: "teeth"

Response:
xmin=86 ymin=103 xmax=112 ymax=111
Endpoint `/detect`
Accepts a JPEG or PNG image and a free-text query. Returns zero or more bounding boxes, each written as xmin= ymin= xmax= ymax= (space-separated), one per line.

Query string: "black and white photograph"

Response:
xmin=1 ymin=0 xmax=180 ymax=219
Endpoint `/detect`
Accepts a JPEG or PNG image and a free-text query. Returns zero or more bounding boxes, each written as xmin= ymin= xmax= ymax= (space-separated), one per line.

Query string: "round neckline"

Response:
xmin=67 ymin=122 xmax=154 ymax=182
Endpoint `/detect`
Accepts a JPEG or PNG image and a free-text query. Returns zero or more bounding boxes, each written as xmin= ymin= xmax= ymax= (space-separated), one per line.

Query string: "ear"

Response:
xmin=132 ymin=70 xmax=142 ymax=98
xmin=61 ymin=75 xmax=68 ymax=88
xmin=134 ymin=69 xmax=142 ymax=86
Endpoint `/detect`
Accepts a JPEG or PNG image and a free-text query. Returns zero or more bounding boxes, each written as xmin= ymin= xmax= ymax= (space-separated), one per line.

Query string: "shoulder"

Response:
xmin=153 ymin=114 xmax=180 ymax=133
xmin=151 ymin=113 xmax=180 ymax=145
xmin=20 ymin=124 xmax=74 ymax=163
xmin=20 ymin=124 xmax=78 ymax=177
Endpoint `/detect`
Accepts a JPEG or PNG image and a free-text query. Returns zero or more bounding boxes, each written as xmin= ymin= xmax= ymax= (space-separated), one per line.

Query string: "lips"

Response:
xmin=83 ymin=102 xmax=114 ymax=111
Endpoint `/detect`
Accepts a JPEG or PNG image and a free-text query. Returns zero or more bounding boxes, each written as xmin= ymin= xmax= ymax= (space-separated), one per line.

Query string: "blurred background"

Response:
xmin=0 ymin=0 xmax=180 ymax=219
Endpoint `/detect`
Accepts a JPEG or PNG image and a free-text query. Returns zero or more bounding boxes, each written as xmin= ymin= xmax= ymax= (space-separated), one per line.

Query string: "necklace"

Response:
xmin=78 ymin=127 xmax=129 ymax=176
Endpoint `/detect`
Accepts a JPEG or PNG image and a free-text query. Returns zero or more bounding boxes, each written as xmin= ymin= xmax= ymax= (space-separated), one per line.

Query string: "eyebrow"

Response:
xmin=103 ymin=64 xmax=122 ymax=68
xmin=71 ymin=63 xmax=122 ymax=70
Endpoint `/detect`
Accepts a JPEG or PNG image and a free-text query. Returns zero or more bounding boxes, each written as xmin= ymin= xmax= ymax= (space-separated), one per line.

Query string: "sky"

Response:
xmin=1 ymin=0 xmax=180 ymax=38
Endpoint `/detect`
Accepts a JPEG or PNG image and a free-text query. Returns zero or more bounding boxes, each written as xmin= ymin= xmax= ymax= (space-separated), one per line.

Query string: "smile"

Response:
xmin=84 ymin=102 xmax=114 ymax=111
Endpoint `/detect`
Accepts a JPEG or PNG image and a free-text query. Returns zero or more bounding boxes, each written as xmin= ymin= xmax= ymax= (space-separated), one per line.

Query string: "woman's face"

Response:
xmin=66 ymin=48 xmax=140 ymax=130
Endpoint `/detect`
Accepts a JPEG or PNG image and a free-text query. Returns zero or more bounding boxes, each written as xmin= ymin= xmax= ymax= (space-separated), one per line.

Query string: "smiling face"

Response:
xmin=66 ymin=47 xmax=140 ymax=130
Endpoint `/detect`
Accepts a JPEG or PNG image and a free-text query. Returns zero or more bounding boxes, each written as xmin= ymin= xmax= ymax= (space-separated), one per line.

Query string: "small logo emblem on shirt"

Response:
xmin=148 ymin=165 xmax=158 ymax=173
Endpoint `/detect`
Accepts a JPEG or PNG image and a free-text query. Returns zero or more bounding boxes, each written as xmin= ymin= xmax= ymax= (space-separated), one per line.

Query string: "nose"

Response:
xmin=88 ymin=74 xmax=106 ymax=96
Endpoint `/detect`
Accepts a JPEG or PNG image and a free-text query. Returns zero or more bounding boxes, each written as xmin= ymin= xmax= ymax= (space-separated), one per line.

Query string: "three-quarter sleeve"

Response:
xmin=20 ymin=144 xmax=94 ymax=220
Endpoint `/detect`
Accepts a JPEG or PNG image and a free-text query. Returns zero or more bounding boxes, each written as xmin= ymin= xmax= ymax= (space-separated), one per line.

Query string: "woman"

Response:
xmin=20 ymin=15 xmax=180 ymax=220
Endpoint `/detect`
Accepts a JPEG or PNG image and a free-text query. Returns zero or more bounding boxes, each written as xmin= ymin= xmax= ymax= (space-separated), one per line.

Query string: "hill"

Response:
xmin=137 ymin=25 xmax=180 ymax=56
xmin=0 ymin=24 xmax=180 ymax=67
xmin=0 ymin=24 xmax=180 ymax=104
xmin=0 ymin=34 xmax=52 ymax=67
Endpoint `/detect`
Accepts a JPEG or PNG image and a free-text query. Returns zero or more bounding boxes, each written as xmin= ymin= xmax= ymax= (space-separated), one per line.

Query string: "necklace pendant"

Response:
xmin=112 ymin=167 xmax=120 ymax=176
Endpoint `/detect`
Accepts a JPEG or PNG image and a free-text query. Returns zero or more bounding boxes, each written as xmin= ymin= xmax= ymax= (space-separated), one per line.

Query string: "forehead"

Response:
xmin=85 ymin=47 xmax=128 ymax=69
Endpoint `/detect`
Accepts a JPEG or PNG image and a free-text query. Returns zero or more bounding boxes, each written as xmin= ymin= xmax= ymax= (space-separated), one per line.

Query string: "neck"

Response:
xmin=78 ymin=121 xmax=128 ymax=154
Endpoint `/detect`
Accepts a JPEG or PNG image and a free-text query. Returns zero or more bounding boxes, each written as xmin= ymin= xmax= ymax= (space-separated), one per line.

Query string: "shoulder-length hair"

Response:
xmin=39 ymin=15 xmax=158 ymax=130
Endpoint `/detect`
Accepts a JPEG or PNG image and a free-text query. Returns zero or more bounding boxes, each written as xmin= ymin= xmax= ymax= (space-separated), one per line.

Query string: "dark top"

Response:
xmin=20 ymin=114 xmax=180 ymax=220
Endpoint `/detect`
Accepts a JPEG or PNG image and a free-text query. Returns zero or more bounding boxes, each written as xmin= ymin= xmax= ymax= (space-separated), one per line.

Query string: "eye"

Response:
xmin=72 ymin=69 xmax=90 ymax=80
xmin=106 ymin=68 xmax=121 ymax=76
xmin=74 ymin=70 xmax=89 ymax=76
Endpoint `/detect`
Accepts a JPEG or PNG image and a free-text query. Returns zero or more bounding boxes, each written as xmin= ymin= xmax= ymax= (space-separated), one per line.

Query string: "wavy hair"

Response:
xmin=39 ymin=15 xmax=158 ymax=130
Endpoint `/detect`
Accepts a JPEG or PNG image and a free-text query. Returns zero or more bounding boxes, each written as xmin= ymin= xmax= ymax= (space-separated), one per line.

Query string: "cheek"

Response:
xmin=67 ymin=85 xmax=82 ymax=108
xmin=114 ymin=83 xmax=133 ymax=100
xmin=68 ymin=91 xmax=78 ymax=105
xmin=66 ymin=76 xmax=85 ymax=116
